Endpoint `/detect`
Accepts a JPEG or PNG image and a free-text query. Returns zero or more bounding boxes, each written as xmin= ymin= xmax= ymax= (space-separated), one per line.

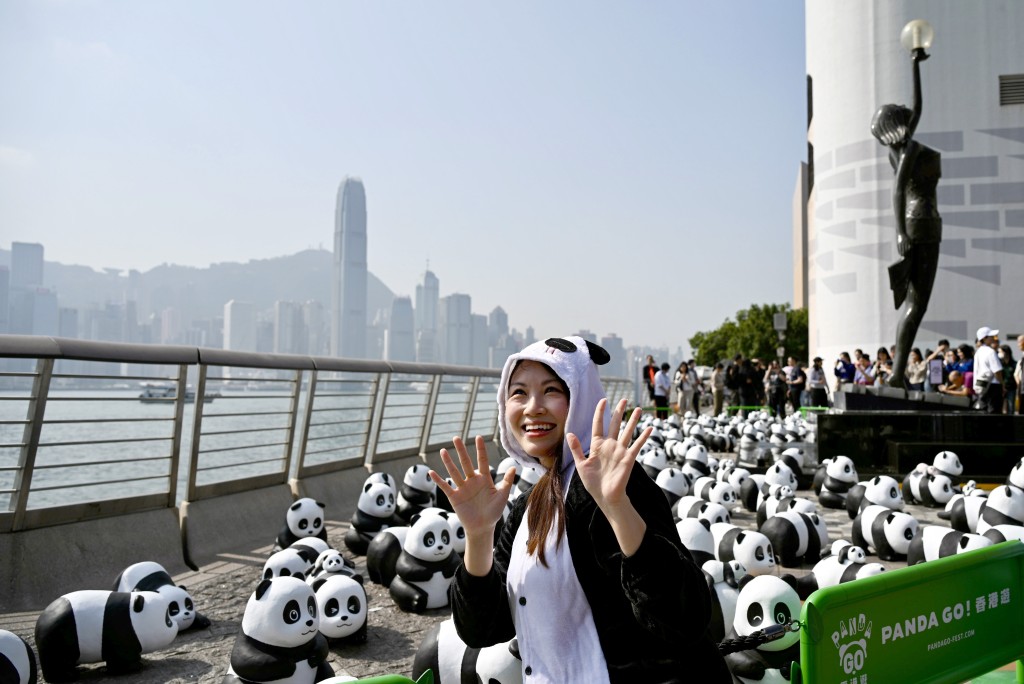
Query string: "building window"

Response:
xmin=999 ymin=74 xmax=1024 ymax=105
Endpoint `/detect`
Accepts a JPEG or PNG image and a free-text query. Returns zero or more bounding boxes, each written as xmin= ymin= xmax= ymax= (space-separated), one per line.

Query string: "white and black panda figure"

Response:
xmin=306 ymin=548 xmax=362 ymax=586
xmin=34 ymin=590 xmax=177 ymax=682
xmin=724 ymin=575 xmax=801 ymax=684
xmin=655 ymin=467 xmax=692 ymax=509
xmin=508 ymin=463 xmax=543 ymax=503
xmin=675 ymin=518 xmax=716 ymax=566
xmin=366 ymin=526 xmax=409 ymax=587
xmin=366 ymin=471 xmax=398 ymax=497
xmin=288 ymin=538 xmax=331 ymax=566
xmin=112 ymin=561 xmax=210 ymax=632
xmin=675 ymin=497 xmax=731 ymax=526
xmin=693 ymin=476 xmax=739 ymax=509
xmin=397 ymin=464 xmax=438 ymax=522
xmin=1009 ymin=457 xmax=1024 ymax=490
xmin=680 ymin=444 xmax=711 ymax=482
xmin=794 ymin=541 xmax=885 ymax=600
xmin=818 ymin=456 xmax=858 ymax=509
xmin=755 ymin=480 xmax=794 ymax=514
xmin=344 ymin=480 xmax=403 ymax=556
xmin=638 ymin=447 xmax=670 ymax=480
xmin=263 ymin=548 xmax=313 ymax=582
xmin=932 ymin=450 xmax=963 ymax=481
xmin=702 ymin=560 xmax=746 ymax=644
xmin=811 ymin=458 xmax=831 ymax=496
xmin=710 ymin=523 xmax=777 ymax=576
xmin=845 ymin=475 xmax=904 ymax=520
xmin=224 ymin=577 xmax=333 ymax=684
xmin=982 ymin=524 xmax=1024 ymax=545
xmin=851 ymin=505 xmax=919 ymax=562
xmin=759 ymin=510 xmax=829 ymax=568
xmin=388 ymin=513 xmax=462 ymax=612
xmin=902 ymin=464 xmax=955 ymax=507
xmin=310 ymin=575 xmax=368 ymax=645
xmin=943 ymin=494 xmax=988 ymax=533
xmin=775 ymin=447 xmax=813 ymax=489
xmin=0 ymin=629 xmax=36 ymax=684
xmin=274 ymin=498 xmax=327 ymax=552
xmin=755 ymin=487 xmax=813 ymax=529
xmin=737 ymin=474 xmax=766 ymax=513
xmin=411 ymin=619 xmax=522 ymax=684
xmin=907 ymin=525 xmax=993 ymax=566
xmin=975 ymin=485 xmax=1024 ymax=535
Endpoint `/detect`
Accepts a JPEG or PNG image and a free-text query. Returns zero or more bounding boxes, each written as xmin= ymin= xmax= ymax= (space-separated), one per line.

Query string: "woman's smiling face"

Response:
xmin=505 ymin=360 xmax=569 ymax=468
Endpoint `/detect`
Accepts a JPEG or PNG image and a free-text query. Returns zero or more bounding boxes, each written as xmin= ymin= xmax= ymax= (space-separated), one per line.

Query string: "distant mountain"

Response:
xmin=0 ymin=248 xmax=395 ymax=322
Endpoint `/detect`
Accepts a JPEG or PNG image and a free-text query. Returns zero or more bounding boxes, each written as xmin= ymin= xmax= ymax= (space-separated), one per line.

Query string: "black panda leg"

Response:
xmin=388 ymin=577 xmax=428 ymax=613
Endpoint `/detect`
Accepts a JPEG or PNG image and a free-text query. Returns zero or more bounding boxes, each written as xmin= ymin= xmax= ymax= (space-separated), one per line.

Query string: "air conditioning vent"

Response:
xmin=1000 ymin=74 xmax=1024 ymax=105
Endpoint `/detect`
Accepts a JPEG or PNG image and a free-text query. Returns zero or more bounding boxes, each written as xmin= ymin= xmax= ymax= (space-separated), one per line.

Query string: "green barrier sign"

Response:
xmin=799 ymin=541 xmax=1024 ymax=684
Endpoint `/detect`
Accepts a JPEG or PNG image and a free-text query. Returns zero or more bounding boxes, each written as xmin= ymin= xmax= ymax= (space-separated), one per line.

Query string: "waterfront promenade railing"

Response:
xmin=0 ymin=335 xmax=634 ymax=534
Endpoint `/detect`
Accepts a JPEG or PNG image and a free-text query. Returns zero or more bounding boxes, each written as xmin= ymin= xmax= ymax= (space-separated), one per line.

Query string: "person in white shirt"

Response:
xmin=653 ymin=363 xmax=672 ymax=419
xmin=973 ymin=326 xmax=1004 ymax=414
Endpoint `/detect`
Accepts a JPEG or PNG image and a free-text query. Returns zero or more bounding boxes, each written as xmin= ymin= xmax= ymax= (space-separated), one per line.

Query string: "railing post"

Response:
xmin=365 ymin=371 xmax=390 ymax=468
xmin=184 ymin=364 xmax=201 ymax=502
xmin=283 ymin=369 xmax=304 ymax=479
xmin=295 ymin=368 xmax=319 ymax=477
xmin=10 ymin=358 xmax=53 ymax=531
xmin=419 ymin=373 xmax=443 ymax=458
xmin=461 ymin=376 xmax=481 ymax=440
xmin=172 ymin=363 xmax=194 ymax=507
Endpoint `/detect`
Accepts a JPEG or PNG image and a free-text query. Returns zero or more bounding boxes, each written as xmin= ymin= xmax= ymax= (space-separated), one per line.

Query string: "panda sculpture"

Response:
xmin=818 ymin=456 xmax=858 ymax=509
xmin=983 ymin=524 xmax=1024 ymax=544
xmin=680 ymin=444 xmax=711 ymax=482
xmin=508 ymin=463 xmax=542 ymax=503
xmin=902 ymin=464 xmax=955 ymax=507
xmin=0 ymin=629 xmax=36 ymax=684
xmin=224 ymin=576 xmax=333 ymax=684
xmin=775 ymin=447 xmax=813 ymax=489
xmin=675 ymin=518 xmax=716 ymax=566
xmin=932 ymin=450 xmax=963 ymax=481
xmin=738 ymin=474 xmax=767 ymax=512
xmin=344 ymin=480 xmax=403 ymax=556
xmin=112 ymin=561 xmax=210 ymax=632
xmin=693 ymin=476 xmax=739 ymax=509
xmin=759 ymin=510 xmax=829 ymax=568
xmin=397 ymin=464 xmax=437 ymax=522
xmin=975 ymin=485 xmax=1024 ymax=535
xmin=366 ymin=526 xmax=409 ymax=587
xmin=702 ymin=560 xmax=745 ymax=644
xmin=411 ymin=618 xmax=522 ymax=684
xmin=306 ymin=548 xmax=362 ymax=586
xmin=1009 ymin=457 xmax=1024 ymax=490
xmin=942 ymin=494 xmax=988 ymax=533
xmin=794 ymin=541 xmax=885 ymax=600
xmin=907 ymin=526 xmax=992 ymax=566
xmin=811 ymin=458 xmax=831 ymax=496
xmin=262 ymin=548 xmax=313 ymax=582
xmin=710 ymin=523 xmax=777 ymax=576
xmin=389 ymin=513 xmax=462 ymax=612
xmin=311 ymin=575 xmax=368 ymax=645
xmin=273 ymin=498 xmax=327 ymax=552
xmin=851 ymin=505 xmax=919 ymax=562
xmin=655 ymin=467 xmax=692 ymax=508
xmin=289 ymin=538 xmax=331 ymax=566
xmin=724 ymin=575 xmax=802 ymax=684
xmin=638 ymin=447 xmax=671 ymax=480
xmin=35 ymin=590 xmax=177 ymax=682
xmin=675 ymin=497 xmax=731 ymax=526
xmin=755 ymin=488 xmax=816 ymax=529
xmin=845 ymin=475 xmax=903 ymax=520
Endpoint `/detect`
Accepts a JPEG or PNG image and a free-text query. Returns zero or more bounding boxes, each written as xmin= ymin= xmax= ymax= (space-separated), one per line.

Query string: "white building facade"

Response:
xmin=802 ymin=1 xmax=1024 ymax=362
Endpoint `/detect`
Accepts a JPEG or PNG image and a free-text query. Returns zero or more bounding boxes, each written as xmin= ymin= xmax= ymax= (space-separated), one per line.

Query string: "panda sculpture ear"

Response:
xmin=133 ymin=594 xmax=145 ymax=612
xmin=778 ymin=573 xmax=800 ymax=594
xmin=255 ymin=579 xmax=273 ymax=600
xmin=290 ymin=502 xmax=302 ymax=511
xmin=886 ymin=512 xmax=896 ymax=523
xmin=699 ymin=518 xmax=711 ymax=531
xmin=311 ymin=577 xmax=326 ymax=592
xmin=410 ymin=513 xmax=421 ymax=525
xmin=873 ymin=476 xmax=881 ymax=484
xmin=737 ymin=574 xmax=755 ymax=592
xmin=736 ymin=532 xmax=746 ymax=543
xmin=364 ymin=483 xmax=372 ymax=493
xmin=316 ymin=501 xmax=325 ymax=509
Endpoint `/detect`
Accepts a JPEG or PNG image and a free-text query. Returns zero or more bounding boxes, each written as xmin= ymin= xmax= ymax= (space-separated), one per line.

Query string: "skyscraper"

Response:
xmin=224 ymin=300 xmax=257 ymax=352
xmin=387 ymin=296 xmax=416 ymax=361
xmin=331 ymin=177 xmax=368 ymax=359
xmin=415 ymin=268 xmax=439 ymax=363
xmin=440 ymin=293 xmax=472 ymax=365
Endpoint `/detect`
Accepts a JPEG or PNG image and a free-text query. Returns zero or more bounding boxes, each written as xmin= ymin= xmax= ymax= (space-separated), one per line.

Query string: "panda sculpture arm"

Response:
xmin=449 ymin=494 xmax=523 ymax=649
xmin=592 ymin=464 xmax=713 ymax=644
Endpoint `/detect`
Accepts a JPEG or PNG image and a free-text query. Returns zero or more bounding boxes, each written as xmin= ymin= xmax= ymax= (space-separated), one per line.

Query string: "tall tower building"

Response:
xmin=331 ymin=177 xmax=368 ymax=359
xmin=274 ymin=301 xmax=306 ymax=355
xmin=440 ymin=293 xmax=472 ymax=365
xmin=387 ymin=296 xmax=416 ymax=361
xmin=224 ymin=300 xmax=257 ymax=352
xmin=415 ymin=269 xmax=440 ymax=363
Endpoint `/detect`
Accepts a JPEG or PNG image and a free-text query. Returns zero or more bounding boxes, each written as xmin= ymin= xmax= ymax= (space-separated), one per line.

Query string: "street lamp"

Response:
xmin=900 ymin=19 xmax=934 ymax=53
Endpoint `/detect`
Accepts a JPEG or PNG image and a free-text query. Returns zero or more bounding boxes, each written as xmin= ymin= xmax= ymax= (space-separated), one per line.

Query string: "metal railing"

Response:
xmin=0 ymin=335 xmax=634 ymax=533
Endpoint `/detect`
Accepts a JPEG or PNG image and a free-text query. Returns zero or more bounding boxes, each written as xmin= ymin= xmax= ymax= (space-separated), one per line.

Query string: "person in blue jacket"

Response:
xmin=431 ymin=336 xmax=729 ymax=683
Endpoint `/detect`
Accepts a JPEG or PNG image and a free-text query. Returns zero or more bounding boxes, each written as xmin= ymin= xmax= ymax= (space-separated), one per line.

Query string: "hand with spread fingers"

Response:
xmin=567 ymin=398 xmax=652 ymax=556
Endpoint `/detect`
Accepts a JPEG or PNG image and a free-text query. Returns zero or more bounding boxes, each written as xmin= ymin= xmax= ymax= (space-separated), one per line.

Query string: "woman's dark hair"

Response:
xmin=506 ymin=360 xmax=571 ymax=568
xmin=999 ymin=344 xmax=1016 ymax=366
xmin=871 ymin=104 xmax=913 ymax=146
xmin=910 ymin=347 xmax=923 ymax=362
xmin=957 ymin=343 xmax=974 ymax=360
xmin=877 ymin=347 xmax=890 ymax=361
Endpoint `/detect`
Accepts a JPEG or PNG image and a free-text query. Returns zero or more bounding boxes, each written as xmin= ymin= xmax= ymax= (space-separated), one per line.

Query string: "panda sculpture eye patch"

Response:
xmin=326 ymin=599 xmax=339 ymax=617
xmin=347 ymin=596 xmax=361 ymax=613
xmin=307 ymin=597 xmax=316 ymax=617
xmin=774 ymin=603 xmax=791 ymax=624
xmin=748 ymin=604 xmax=764 ymax=627
xmin=284 ymin=601 xmax=301 ymax=624
xmin=169 ymin=602 xmax=180 ymax=616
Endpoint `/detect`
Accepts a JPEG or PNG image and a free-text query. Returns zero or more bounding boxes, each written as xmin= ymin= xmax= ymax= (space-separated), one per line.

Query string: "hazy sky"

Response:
xmin=0 ymin=1 xmax=808 ymax=351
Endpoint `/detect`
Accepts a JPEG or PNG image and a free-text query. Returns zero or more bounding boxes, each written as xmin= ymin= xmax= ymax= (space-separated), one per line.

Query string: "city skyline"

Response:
xmin=0 ymin=2 xmax=807 ymax=351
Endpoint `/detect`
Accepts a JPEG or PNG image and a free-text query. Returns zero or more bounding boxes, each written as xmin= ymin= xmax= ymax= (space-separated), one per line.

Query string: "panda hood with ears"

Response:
xmin=497 ymin=336 xmax=610 ymax=474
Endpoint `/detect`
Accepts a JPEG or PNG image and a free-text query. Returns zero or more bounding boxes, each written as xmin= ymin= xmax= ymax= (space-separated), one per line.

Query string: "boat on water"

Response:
xmin=138 ymin=382 xmax=220 ymax=403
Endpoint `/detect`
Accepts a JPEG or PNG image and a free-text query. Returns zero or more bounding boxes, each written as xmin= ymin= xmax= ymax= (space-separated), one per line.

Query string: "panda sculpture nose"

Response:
xmin=306 ymin=619 xmax=314 ymax=627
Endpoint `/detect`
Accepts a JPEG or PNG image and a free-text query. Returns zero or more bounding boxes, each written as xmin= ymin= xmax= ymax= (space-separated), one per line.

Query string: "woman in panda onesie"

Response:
xmin=432 ymin=337 xmax=729 ymax=683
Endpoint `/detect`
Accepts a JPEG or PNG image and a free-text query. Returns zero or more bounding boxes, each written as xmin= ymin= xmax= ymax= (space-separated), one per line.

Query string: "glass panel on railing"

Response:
xmin=427 ymin=375 xmax=474 ymax=446
xmin=297 ymin=370 xmax=377 ymax=469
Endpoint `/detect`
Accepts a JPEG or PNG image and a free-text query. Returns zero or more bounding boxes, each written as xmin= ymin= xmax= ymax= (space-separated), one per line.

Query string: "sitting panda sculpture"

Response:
xmin=344 ymin=479 xmax=403 ymax=555
xmin=311 ymin=575 xmax=368 ymax=645
xmin=389 ymin=513 xmax=462 ymax=612
xmin=411 ymin=618 xmax=522 ymax=684
xmin=818 ymin=456 xmax=858 ymax=509
xmin=851 ymin=505 xmax=919 ymax=562
xmin=224 ymin=577 xmax=334 ymax=684
xmin=759 ymin=509 xmax=829 ymax=568
xmin=907 ymin=525 xmax=992 ymax=566
xmin=795 ymin=540 xmax=885 ymax=600
xmin=902 ymin=464 xmax=955 ymax=507
xmin=0 ymin=629 xmax=37 ymax=684
xmin=397 ymin=464 xmax=437 ymax=522
xmin=112 ymin=561 xmax=210 ymax=632
xmin=35 ymin=590 xmax=177 ymax=682
xmin=306 ymin=548 xmax=362 ymax=586
xmin=274 ymin=498 xmax=328 ymax=551
xmin=710 ymin=523 xmax=777 ymax=577
xmin=263 ymin=547 xmax=313 ymax=582
xmin=845 ymin=475 xmax=903 ymax=520
xmin=724 ymin=575 xmax=802 ymax=684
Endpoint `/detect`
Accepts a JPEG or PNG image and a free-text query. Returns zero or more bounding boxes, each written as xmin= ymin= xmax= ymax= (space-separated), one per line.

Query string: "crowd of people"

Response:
xmin=642 ymin=326 xmax=1023 ymax=418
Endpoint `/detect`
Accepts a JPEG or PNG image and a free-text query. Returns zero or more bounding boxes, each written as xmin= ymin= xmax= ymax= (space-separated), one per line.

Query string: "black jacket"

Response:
xmin=449 ymin=463 xmax=730 ymax=683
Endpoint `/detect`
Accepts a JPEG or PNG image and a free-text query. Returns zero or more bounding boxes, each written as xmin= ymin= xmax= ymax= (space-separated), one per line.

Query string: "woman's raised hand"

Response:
xmin=567 ymin=398 xmax=651 ymax=514
xmin=429 ymin=435 xmax=515 ymax=537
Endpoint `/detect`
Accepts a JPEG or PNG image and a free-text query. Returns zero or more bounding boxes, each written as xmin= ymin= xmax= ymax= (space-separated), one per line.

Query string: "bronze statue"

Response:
xmin=871 ymin=46 xmax=941 ymax=390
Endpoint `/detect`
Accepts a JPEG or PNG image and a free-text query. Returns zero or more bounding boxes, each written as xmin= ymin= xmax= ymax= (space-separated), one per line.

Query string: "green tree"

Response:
xmin=689 ymin=304 xmax=808 ymax=366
